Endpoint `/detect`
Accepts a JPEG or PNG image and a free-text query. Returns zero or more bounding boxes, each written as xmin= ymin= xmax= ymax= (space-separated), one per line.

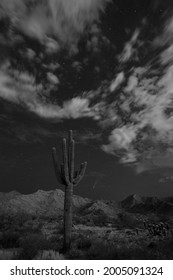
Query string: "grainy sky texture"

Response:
xmin=1 ymin=0 xmax=173 ymax=200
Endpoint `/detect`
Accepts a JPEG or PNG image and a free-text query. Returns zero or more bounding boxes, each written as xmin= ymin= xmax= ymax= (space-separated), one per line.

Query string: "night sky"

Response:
xmin=1 ymin=0 xmax=173 ymax=200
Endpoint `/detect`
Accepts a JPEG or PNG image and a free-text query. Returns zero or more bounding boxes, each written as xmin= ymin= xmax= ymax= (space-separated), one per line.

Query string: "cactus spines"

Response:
xmin=52 ymin=130 xmax=87 ymax=251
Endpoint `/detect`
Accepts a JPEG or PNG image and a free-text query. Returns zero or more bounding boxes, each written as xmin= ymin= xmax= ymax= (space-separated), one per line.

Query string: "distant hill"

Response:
xmin=0 ymin=189 xmax=91 ymax=217
xmin=0 ymin=189 xmax=122 ymax=219
xmin=121 ymin=194 xmax=173 ymax=215
xmin=1 ymin=190 xmax=173 ymax=218
xmin=0 ymin=191 xmax=21 ymax=201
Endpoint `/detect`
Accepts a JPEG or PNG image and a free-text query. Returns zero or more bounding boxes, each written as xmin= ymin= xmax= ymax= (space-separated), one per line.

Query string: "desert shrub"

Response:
xmin=74 ymin=209 xmax=111 ymax=227
xmin=73 ymin=215 xmax=81 ymax=224
xmin=110 ymin=237 xmax=173 ymax=260
xmin=92 ymin=210 xmax=109 ymax=226
xmin=115 ymin=245 xmax=152 ymax=260
xmin=67 ymin=248 xmax=86 ymax=259
xmin=77 ymin=238 xmax=91 ymax=250
xmin=148 ymin=214 xmax=160 ymax=224
xmin=71 ymin=233 xmax=90 ymax=248
xmin=31 ymin=222 xmax=43 ymax=233
xmin=155 ymin=239 xmax=173 ymax=259
xmin=0 ymin=215 xmax=7 ymax=228
xmin=34 ymin=250 xmax=65 ymax=260
xmin=47 ymin=235 xmax=63 ymax=251
xmin=117 ymin=212 xmax=139 ymax=229
xmin=14 ymin=213 xmax=31 ymax=226
xmin=55 ymin=225 xmax=63 ymax=235
xmin=74 ymin=215 xmax=92 ymax=226
xmin=17 ymin=233 xmax=53 ymax=259
xmin=85 ymin=239 xmax=159 ymax=260
xmin=0 ymin=249 xmax=20 ymax=260
xmin=0 ymin=231 xmax=21 ymax=248
xmin=86 ymin=240 xmax=117 ymax=259
xmin=85 ymin=221 xmax=95 ymax=227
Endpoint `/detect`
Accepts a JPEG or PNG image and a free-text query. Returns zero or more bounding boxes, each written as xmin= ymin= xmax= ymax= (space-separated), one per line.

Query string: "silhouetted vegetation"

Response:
xmin=1 ymin=206 xmax=173 ymax=259
xmin=0 ymin=230 xmax=21 ymax=249
xmin=18 ymin=233 xmax=53 ymax=259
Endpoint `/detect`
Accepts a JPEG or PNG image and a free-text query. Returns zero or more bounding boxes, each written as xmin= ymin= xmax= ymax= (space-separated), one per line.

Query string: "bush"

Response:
xmin=67 ymin=248 xmax=85 ymax=259
xmin=92 ymin=210 xmax=109 ymax=226
xmin=77 ymin=238 xmax=91 ymax=250
xmin=17 ymin=233 xmax=53 ymax=259
xmin=47 ymin=235 xmax=63 ymax=251
xmin=117 ymin=212 xmax=139 ymax=229
xmin=0 ymin=231 xmax=21 ymax=248
xmin=34 ymin=250 xmax=65 ymax=260
xmin=86 ymin=240 xmax=117 ymax=259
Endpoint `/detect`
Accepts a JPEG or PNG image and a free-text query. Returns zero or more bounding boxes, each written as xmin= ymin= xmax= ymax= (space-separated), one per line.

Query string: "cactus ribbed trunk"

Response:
xmin=63 ymin=183 xmax=73 ymax=250
xmin=52 ymin=130 xmax=87 ymax=252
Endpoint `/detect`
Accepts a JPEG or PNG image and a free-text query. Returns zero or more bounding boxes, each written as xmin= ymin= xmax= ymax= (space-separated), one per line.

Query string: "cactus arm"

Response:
xmin=68 ymin=130 xmax=75 ymax=182
xmin=60 ymin=164 xmax=66 ymax=185
xmin=68 ymin=130 xmax=72 ymax=173
xmin=52 ymin=147 xmax=64 ymax=185
xmin=69 ymin=130 xmax=73 ymax=142
xmin=78 ymin=161 xmax=87 ymax=178
xmin=70 ymin=140 xmax=75 ymax=182
xmin=73 ymin=161 xmax=87 ymax=186
xmin=62 ymin=139 xmax=70 ymax=185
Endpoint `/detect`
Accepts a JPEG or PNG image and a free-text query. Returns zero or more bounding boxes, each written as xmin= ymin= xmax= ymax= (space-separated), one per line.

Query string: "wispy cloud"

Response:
xmin=159 ymin=175 xmax=173 ymax=183
xmin=0 ymin=0 xmax=111 ymax=54
xmin=76 ymin=130 xmax=102 ymax=144
xmin=0 ymin=62 xmax=98 ymax=120
xmin=2 ymin=0 xmax=173 ymax=177
xmin=102 ymin=60 xmax=173 ymax=171
xmin=102 ymin=126 xmax=137 ymax=155
xmin=100 ymin=14 xmax=173 ymax=173
xmin=119 ymin=29 xmax=140 ymax=63
xmin=110 ymin=72 xmax=124 ymax=92
xmin=47 ymin=72 xmax=59 ymax=85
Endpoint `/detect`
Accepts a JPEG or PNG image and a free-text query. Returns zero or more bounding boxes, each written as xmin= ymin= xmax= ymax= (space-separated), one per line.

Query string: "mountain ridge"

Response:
xmin=0 ymin=189 xmax=91 ymax=217
xmin=1 ymin=190 xmax=173 ymax=217
xmin=121 ymin=194 xmax=173 ymax=215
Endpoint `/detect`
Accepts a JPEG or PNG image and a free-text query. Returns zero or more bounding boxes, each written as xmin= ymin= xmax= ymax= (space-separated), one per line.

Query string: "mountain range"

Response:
xmin=1 ymin=189 xmax=173 ymax=218
xmin=121 ymin=194 xmax=173 ymax=215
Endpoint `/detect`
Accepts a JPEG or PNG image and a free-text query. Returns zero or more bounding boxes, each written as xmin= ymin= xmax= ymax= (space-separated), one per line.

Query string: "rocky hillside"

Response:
xmin=1 ymin=189 xmax=173 ymax=218
xmin=0 ymin=189 xmax=91 ymax=217
xmin=121 ymin=194 xmax=173 ymax=215
xmin=0 ymin=189 xmax=120 ymax=218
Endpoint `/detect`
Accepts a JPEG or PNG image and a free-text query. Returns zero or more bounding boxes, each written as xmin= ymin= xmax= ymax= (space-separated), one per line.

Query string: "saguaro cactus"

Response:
xmin=52 ymin=130 xmax=87 ymax=251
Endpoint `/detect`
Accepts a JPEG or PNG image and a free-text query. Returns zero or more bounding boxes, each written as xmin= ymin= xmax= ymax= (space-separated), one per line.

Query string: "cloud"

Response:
xmin=72 ymin=61 xmax=83 ymax=72
xmin=45 ymin=37 xmax=60 ymax=54
xmin=0 ymin=0 xmax=111 ymax=54
xmin=2 ymin=1 xmax=173 ymax=176
xmin=0 ymin=62 xmax=99 ymax=120
xmin=25 ymin=48 xmax=36 ymax=60
xmin=47 ymin=72 xmax=59 ymax=85
xmin=154 ymin=15 xmax=173 ymax=47
xmin=134 ymin=148 xmax=173 ymax=174
xmin=159 ymin=175 xmax=173 ymax=183
xmin=102 ymin=61 xmax=173 ymax=170
xmin=76 ymin=131 xmax=102 ymax=143
xmin=119 ymin=29 xmax=140 ymax=63
xmin=102 ymin=126 xmax=137 ymax=156
xmin=124 ymin=75 xmax=138 ymax=92
xmin=58 ymin=97 xmax=93 ymax=119
xmin=0 ymin=65 xmax=41 ymax=104
xmin=110 ymin=72 xmax=124 ymax=92
xmin=26 ymin=96 xmax=97 ymax=120
xmin=100 ymin=13 xmax=173 ymax=173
